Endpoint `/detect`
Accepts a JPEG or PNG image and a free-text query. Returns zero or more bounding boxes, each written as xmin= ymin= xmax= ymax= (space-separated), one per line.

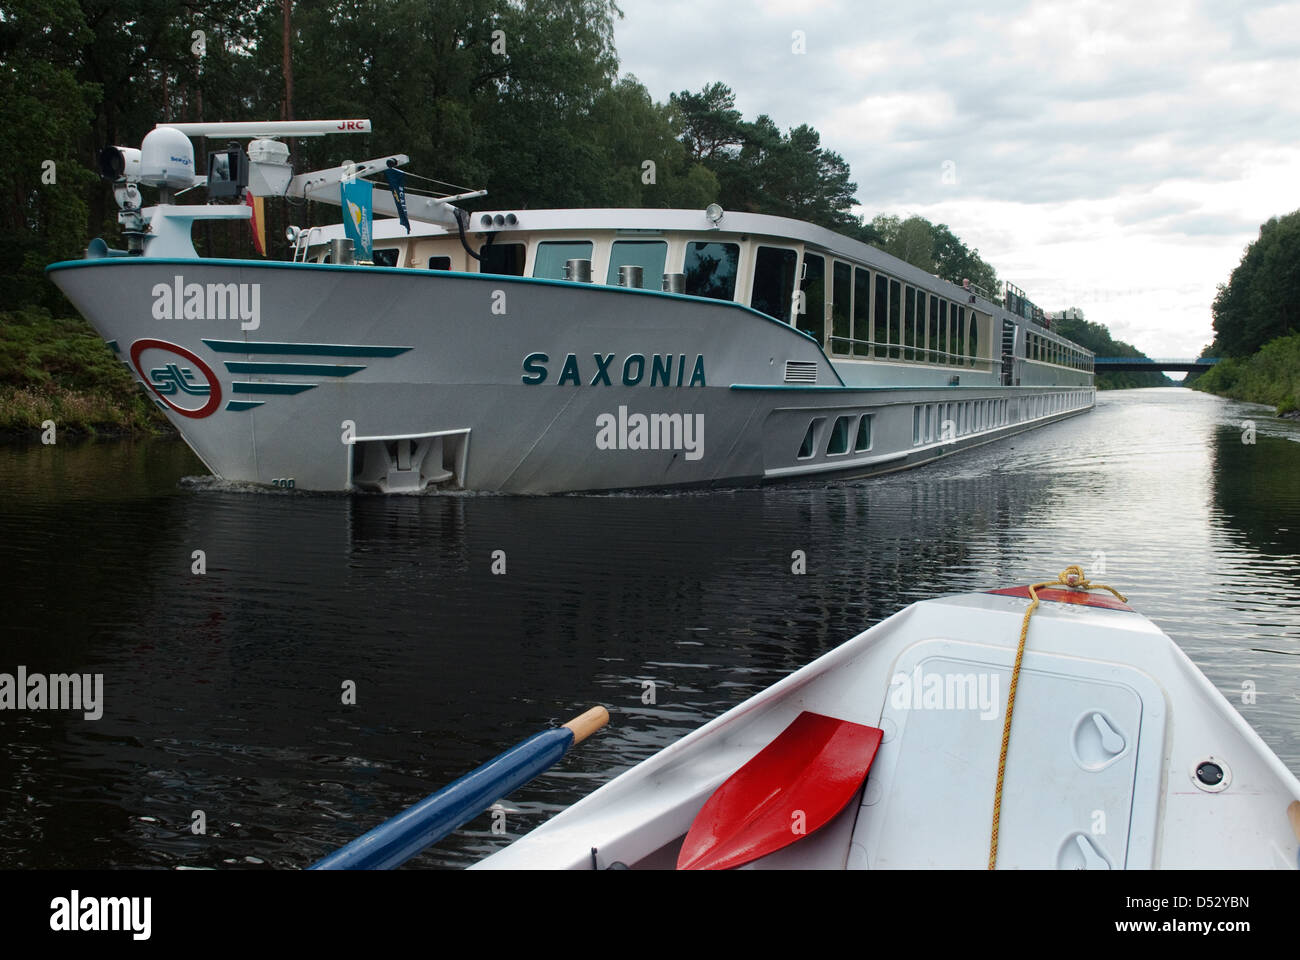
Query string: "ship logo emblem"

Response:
xmin=129 ymin=339 xmax=222 ymax=419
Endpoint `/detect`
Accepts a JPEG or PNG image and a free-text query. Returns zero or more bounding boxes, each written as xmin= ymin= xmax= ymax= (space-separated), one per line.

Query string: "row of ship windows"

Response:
xmin=797 ymin=414 xmax=873 ymax=460
xmin=787 ymin=252 xmax=981 ymax=367
xmin=1027 ymin=332 xmax=1092 ymax=372
xmin=381 ymin=237 xmax=1087 ymax=375
xmin=463 ymin=239 xmax=990 ymax=368
xmin=910 ymin=391 xmax=1093 ymax=446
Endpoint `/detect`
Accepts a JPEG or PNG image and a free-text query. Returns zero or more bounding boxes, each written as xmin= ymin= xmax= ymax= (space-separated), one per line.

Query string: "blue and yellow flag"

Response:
xmin=340 ymin=177 xmax=373 ymax=261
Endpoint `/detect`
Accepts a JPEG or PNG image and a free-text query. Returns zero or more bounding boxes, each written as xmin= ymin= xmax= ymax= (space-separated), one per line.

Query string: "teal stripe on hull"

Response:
xmin=231 ymin=382 xmax=317 ymax=395
xmin=224 ymin=361 xmax=365 ymax=376
xmin=225 ymin=400 xmax=265 ymax=411
xmin=202 ymin=339 xmax=411 ymax=357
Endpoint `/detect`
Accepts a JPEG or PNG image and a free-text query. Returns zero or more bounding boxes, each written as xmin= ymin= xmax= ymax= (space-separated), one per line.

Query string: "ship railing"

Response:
xmin=291 ymin=226 xmax=326 ymax=263
xmin=826 ymin=336 xmax=992 ymax=369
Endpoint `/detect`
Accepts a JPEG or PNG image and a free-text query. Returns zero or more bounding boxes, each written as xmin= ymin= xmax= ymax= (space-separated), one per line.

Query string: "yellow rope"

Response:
xmin=987 ymin=565 xmax=1128 ymax=870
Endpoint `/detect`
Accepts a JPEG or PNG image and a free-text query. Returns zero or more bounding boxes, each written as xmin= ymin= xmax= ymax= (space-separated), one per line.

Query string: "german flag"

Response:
xmin=245 ymin=189 xmax=266 ymax=256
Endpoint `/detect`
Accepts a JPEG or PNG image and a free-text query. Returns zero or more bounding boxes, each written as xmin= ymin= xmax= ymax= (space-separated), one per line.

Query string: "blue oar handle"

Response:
xmin=311 ymin=706 xmax=608 ymax=870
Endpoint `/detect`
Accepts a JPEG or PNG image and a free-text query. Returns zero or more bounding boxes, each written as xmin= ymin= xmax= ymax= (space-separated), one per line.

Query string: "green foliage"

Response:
xmin=869 ymin=214 xmax=1000 ymax=295
xmin=1190 ymin=332 xmax=1300 ymax=415
xmin=1209 ymin=210 xmax=1300 ymax=357
xmin=1050 ymin=316 xmax=1174 ymax=389
xmin=0 ymin=0 xmax=99 ymax=309
xmin=0 ymin=306 xmax=167 ymax=432
xmin=670 ymin=83 xmax=864 ymax=234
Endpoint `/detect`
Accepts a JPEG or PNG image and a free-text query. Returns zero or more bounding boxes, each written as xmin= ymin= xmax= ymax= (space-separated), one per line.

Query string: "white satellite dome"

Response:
xmin=139 ymin=126 xmax=195 ymax=190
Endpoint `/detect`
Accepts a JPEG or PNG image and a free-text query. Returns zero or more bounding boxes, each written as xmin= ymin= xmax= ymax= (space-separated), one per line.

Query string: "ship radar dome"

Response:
xmin=140 ymin=126 xmax=196 ymax=190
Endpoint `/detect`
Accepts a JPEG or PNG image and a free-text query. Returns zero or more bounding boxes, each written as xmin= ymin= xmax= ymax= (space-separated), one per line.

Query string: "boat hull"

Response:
xmin=48 ymin=258 xmax=1094 ymax=494
xmin=472 ymin=591 xmax=1300 ymax=869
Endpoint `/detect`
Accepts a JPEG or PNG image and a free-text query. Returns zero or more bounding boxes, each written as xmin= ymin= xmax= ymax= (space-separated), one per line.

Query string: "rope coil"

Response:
xmin=988 ymin=565 xmax=1128 ymax=869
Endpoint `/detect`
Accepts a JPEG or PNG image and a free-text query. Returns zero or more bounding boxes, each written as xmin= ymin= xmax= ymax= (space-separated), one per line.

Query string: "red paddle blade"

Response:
xmin=677 ymin=711 xmax=883 ymax=870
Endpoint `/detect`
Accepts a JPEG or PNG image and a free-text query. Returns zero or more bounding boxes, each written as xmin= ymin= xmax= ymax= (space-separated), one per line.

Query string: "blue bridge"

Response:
xmin=1093 ymin=357 xmax=1220 ymax=373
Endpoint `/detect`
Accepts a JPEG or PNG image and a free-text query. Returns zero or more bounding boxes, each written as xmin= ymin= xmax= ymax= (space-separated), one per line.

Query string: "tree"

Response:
xmin=669 ymin=82 xmax=745 ymax=162
xmin=0 ymin=0 xmax=98 ymax=309
xmin=1210 ymin=210 xmax=1300 ymax=357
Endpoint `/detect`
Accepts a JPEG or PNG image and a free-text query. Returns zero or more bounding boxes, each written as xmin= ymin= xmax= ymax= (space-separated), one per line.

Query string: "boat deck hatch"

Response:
xmin=851 ymin=638 xmax=1165 ymax=869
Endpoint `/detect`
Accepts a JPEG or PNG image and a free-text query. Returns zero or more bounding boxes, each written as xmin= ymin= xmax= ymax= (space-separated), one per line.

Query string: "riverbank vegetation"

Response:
xmin=0 ymin=307 xmax=166 ymax=436
xmin=1189 ymin=333 xmax=1300 ymax=416
xmin=1050 ymin=316 xmax=1174 ymax=390
xmin=1188 ymin=210 xmax=1299 ymax=414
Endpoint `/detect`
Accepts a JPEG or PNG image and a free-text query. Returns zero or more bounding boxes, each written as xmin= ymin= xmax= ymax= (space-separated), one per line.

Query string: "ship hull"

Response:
xmin=47 ymin=258 xmax=1094 ymax=494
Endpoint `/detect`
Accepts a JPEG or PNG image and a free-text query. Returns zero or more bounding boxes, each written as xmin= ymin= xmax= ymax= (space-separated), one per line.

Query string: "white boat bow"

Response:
xmin=472 ymin=570 xmax=1300 ymax=870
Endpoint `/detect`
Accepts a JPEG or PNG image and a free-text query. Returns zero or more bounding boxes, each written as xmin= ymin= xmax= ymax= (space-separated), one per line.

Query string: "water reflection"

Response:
xmin=0 ymin=388 xmax=1297 ymax=869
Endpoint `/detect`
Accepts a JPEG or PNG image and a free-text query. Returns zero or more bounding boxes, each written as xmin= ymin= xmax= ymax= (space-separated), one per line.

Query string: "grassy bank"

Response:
xmin=0 ymin=307 xmax=171 ymax=438
xmin=1188 ymin=332 xmax=1300 ymax=416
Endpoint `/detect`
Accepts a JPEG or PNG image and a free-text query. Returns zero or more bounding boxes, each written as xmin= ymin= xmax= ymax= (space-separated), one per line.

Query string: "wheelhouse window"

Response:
xmin=607 ymin=240 xmax=667 ymax=289
xmin=372 ymin=248 xmax=399 ymax=267
xmin=750 ymin=246 xmax=798 ymax=322
xmin=797 ymin=253 xmax=825 ymax=343
xmin=427 ymin=256 xmax=451 ymax=270
xmin=534 ymin=241 xmax=594 ymax=280
xmin=684 ymin=241 xmax=741 ymax=301
xmin=479 ymin=243 xmax=526 ymax=276
xmin=830 ymin=261 xmax=852 ymax=355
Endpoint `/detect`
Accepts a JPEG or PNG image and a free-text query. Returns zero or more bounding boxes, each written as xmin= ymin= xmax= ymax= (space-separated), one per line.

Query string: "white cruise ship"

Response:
xmin=47 ymin=119 xmax=1094 ymax=494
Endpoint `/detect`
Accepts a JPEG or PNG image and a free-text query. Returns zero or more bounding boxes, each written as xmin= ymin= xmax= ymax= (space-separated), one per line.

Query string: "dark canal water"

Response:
xmin=1 ymin=388 xmax=1298 ymax=869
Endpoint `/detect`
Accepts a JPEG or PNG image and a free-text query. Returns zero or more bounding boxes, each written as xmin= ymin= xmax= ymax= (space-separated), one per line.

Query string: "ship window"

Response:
xmin=853 ymin=267 xmax=871 ymax=357
xmin=913 ymin=406 xmax=922 ymax=445
xmin=372 ymin=248 xmax=399 ymax=267
xmin=856 ymin=415 xmax=872 ymax=452
xmin=889 ymin=279 xmax=901 ymax=359
xmin=904 ymin=286 xmax=916 ymax=361
xmin=685 ymin=241 xmax=741 ymax=302
xmin=915 ymin=291 xmax=927 ymax=362
xmin=427 ymin=256 xmax=451 ymax=270
xmin=534 ymin=241 xmax=594 ymax=280
xmin=938 ymin=300 xmax=948 ymax=363
xmin=830 ymin=261 xmax=852 ymax=355
xmin=750 ymin=246 xmax=798 ymax=322
xmin=607 ymin=240 xmax=668 ymax=290
xmin=479 ymin=243 xmax=526 ymax=276
xmin=929 ymin=296 xmax=939 ymax=363
xmin=968 ymin=313 xmax=978 ymax=365
xmin=796 ymin=253 xmax=825 ymax=343
xmin=828 ymin=416 xmax=852 ymax=455
xmin=874 ymin=274 xmax=888 ymax=356
xmin=798 ymin=418 xmax=824 ymax=460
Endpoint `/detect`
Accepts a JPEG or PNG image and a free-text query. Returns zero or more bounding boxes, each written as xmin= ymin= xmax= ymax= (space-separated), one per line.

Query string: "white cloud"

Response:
xmin=614 ymin=0 xmax=1300 ymax=357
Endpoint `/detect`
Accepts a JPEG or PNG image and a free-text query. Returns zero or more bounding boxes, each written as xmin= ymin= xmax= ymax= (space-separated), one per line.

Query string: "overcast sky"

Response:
xmin=613 ymin=0 xmax=1299 ymax=359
